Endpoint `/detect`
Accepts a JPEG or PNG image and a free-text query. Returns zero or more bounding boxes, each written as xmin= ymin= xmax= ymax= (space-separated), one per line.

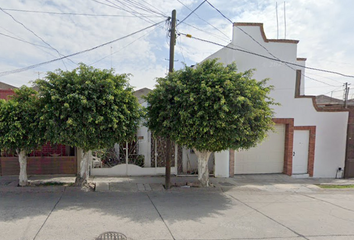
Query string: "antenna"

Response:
xmin=110 ymin=46 xmax=112 ymax=69
xmin=276 ymin=2 xmax=279 ymax=39
xmin=284 ymin=1 xmax=286 ymax=39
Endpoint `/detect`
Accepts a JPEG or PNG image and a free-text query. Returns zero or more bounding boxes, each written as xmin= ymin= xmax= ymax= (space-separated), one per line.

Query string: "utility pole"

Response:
xmin=165 ymin=9 xmax=176 ymax=189
xmin=344 ymin=82 xmax=350 ymax=108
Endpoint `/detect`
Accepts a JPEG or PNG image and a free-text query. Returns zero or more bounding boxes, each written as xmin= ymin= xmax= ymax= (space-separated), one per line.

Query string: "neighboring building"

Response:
xmin=0 ymin=82 xmax=17 ymax=90
xmin=0 ymin=85 xmax=77 ymax=176
xmin=204 ymin=22 xmax=348 ymax=178
xmin=315 ymin=95 xmax=354 ymax=178
xmin=0 ymin=82 xmax=17 ymax=100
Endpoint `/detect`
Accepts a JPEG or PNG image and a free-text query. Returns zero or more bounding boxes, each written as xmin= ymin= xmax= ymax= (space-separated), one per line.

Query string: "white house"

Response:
xmin=90 ymin=23 xmax=348 ymax=179
xmin=209 ymin=23 xmax=348 ymax=178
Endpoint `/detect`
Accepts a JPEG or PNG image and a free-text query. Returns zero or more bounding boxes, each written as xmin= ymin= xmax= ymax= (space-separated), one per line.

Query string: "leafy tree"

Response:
xmin=145 ymin=59 xmax=276 ymax=186
xmin=35 ymin=64 xmax=141 ymax=183
xmin=0 ymin=87 xmax=44 ymax=186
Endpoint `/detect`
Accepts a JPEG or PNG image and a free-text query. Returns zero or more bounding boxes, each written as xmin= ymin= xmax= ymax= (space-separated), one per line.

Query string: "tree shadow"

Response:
xmin=0 ymin=187 xmax=236 ymax=240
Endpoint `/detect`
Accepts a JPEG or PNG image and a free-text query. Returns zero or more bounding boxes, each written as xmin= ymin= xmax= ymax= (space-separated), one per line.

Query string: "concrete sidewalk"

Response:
xmin=1 ymin=175 xmax=354 ymax=240
xmin=91 ymin=174 xmax=354 ymax=193
xmin=1 ymin=174 xmax=354 ymax=193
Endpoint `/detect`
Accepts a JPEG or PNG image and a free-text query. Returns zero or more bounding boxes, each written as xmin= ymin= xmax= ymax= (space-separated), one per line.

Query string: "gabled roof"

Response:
xmin=134 ymin=87 xmax=151 ymax=99
xmin=0 ymin=82 xmax=17 ymax=90
xmin=316 ymin=95 xmax=343 ymax=105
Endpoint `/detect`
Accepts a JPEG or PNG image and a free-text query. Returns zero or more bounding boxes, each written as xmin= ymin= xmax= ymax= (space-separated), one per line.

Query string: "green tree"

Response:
xmin=145 ymin=59 xmax=276 ymax=186
xmin=35 ymin=64 xmax=141 ymax=183
xmin=0 ymin=86 xmax=44 ymax=186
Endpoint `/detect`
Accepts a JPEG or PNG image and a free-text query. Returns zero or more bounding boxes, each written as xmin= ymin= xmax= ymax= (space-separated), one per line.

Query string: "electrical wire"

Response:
xmin=177 ymin=0 xmax=206 ymax=27
xmin=119 ymin=0 xmax=167 ymax=18
xmin=0 ymin=31 xmax=66 ymax=62
xmin=202 ymin=0 xmax=354 ymax=83
xmin=203 ymin=0 xmax=343 ymax=86
xmin=88 ymin=28 xmax=155 ymax=66
xmin=0 ymin=20 xmax=165 ymax=77
xmin=178 ymin=21 xmax=230 ymax=44
xmin=0 ymin=8 xmax=162 ymax=17
xmin=106 ymin=0 xmax=156 ymax=24
xmin=176 ymin=0 xmax=230 ymax=42
xmin=179 ymin=33 xmax=353 ymax=85
xmin=0 ymin=32 xmax=51 ymax=49
xmin=0 ymin=7 xmax=76 ymax=68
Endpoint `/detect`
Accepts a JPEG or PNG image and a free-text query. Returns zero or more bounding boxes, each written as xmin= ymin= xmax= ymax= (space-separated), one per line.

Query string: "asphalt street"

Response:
xmin=1 ymin=181 xmax=354 ymax=240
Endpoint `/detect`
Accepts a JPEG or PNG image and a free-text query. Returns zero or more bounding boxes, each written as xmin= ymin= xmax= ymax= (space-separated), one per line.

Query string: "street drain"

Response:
xmin=96 ymin=232 xmax=127 ymax=240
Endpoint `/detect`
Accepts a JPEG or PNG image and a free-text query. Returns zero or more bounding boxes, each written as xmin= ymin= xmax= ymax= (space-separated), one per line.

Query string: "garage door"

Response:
xmin=235 ymin=124 xmax=285 ymax=174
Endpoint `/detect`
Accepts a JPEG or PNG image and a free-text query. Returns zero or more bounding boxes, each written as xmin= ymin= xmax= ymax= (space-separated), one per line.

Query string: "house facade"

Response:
xmin=208 ymin=23 xmax=348 ymax=178
xmin=92 ymin=23 xmax=349 ymax=179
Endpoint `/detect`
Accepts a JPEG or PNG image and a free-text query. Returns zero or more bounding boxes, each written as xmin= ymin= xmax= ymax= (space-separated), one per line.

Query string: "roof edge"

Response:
xmin=233 ymin=22 xmax=299 ymax=44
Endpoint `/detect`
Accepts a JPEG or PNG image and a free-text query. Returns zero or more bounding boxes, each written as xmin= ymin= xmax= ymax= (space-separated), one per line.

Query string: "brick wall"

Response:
xmin=229 ymin=149 xmax=235 ymax=177
xmin=0 ymin=89 xmax=15 ymax=100
xmin=273 ymin=118 xmax=294 ymax=176
xmin=345 ymin=109 xmax=354 ymax=178
xmin=0 ymin=156 xmax=77 ymax=176
xmin=30 ymin=143 xmax=68 ymax=157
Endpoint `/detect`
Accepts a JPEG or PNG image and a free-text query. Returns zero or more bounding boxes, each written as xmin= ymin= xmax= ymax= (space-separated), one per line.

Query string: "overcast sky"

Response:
xmin=0 ymin=0 xmax=353 ymax=99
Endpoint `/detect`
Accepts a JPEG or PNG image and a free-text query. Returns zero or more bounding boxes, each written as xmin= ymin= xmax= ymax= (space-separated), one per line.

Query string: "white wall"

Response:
xmin=206 ymin=24 xmax=348 ymax=178
xmin=215 ymin=150 xmax=229 ymax=177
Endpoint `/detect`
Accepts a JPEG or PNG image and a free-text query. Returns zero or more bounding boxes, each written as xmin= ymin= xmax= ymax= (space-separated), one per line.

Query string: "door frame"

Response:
xmin=270 ymin=119 xmax=316 ymax=177
xmin=293 ymin=126 xmax=316 ymax=176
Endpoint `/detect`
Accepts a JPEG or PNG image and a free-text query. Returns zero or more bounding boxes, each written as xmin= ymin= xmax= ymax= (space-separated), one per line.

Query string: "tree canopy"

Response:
xmin=145 ymin=59 xmax=276 ymax=153
xmin=0 ymin=86 xmax=44 ymax=154
xmin=35 ymin=64 xmax=142 ymax=152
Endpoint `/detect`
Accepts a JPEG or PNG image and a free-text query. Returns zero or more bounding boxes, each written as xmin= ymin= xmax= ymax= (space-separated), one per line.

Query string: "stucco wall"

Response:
xmin=206 ymin=23 xmax=348 ymax=178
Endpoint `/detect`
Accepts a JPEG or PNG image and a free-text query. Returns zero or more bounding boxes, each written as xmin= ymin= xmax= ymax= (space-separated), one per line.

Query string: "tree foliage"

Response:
xmin=0 ymin=86 xmax=44 ymax=153
xmin=35 ymin=64 xmax=141 ymax=152
xmin=145 ymin=59 xmax=276 ymax=153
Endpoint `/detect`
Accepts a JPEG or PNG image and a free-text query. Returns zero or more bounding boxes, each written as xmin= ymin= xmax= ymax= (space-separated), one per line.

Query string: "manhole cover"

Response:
xmin=96 ymin=232 xmax=127 ymax=240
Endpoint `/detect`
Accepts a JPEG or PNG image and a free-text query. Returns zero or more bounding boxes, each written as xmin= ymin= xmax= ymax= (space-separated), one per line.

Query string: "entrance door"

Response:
xmin=292 ymin=130 xmax=309 ymax=174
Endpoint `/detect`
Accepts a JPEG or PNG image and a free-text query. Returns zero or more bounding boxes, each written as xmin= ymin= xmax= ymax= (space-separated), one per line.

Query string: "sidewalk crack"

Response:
xmin=227 ymin=194 xmax=309 ymax=240
xmin=146 ymin=193 xmax=175 ymax=240
xmin=32 ymin=187 xmax=65 ymax=240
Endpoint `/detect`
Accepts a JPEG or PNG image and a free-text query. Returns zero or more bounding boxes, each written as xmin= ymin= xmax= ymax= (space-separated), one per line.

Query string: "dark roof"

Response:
xmin=0 ymin=82 xmax=17 ymax=90
xmin=316 ymin=95 xmax=343 ymax=105
xmin=133 ymin=88 xmax=151 ymax=100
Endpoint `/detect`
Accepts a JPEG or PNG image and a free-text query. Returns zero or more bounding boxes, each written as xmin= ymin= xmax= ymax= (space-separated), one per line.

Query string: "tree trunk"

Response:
xmin=194 ymin=149 xmax=212 ymax=187
xmin=17 ymin=150 xmax=28 ymax=187
xmin=76 ymin=148 xmax=91 ymax=185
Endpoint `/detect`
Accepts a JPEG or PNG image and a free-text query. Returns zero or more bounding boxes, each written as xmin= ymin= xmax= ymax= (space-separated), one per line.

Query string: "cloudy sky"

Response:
xmin=0 ymin=0 xmax=353 ymax=99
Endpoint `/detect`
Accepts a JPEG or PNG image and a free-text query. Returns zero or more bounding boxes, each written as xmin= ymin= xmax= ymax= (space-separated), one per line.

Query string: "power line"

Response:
xmin=205 ymin=0 xmax=232 ymax=24
xmin=118 ymin=0 xmax=167 ymax=18
xmin=0 ymin=8 xmax=162 ymax=17
xmin=0 ymin=32 xmax=51 ymax=49
xmin=176 ymin=0 xmax=230 ymax=42
xmin=177 ymin=0 xmax=206 ymax=27
xmin=0 ymin=31 xmax=65 ymax=62
xmin=203 ymin=0 xmax=354 ymax=81
xmin=203 ymin=0 xmax=333 ymax=86
xmin=105 ymin=0 xmax=155 ymax=24
xmin=0 ymin=20 xmax=165 ymax=77
xmin=179 ymin=33 xmax=353 ymax=85
xmin=0 ymin=7 xmax=75 ymax=68
xmin=88 ymin=28 xmax=154 ymax=66
xmin=178 ymin=21 xmax=230 ymax=45
xmin=90 ymin=0 xmax=167 ymax=32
